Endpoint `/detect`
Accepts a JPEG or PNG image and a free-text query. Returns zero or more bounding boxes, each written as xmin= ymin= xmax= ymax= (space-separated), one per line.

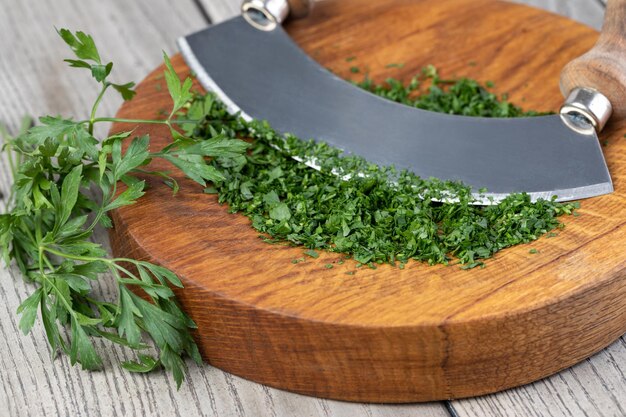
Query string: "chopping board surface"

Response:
xmin=109 ymin=0 xmax=626 ymax=402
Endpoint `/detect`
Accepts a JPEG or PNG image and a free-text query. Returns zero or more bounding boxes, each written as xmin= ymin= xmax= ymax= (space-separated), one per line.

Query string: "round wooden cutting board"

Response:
xmin=109 ymin=0 xmax=626 ymax=402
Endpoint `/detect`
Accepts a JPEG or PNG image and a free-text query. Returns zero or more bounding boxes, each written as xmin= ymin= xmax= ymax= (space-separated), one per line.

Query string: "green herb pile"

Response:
xmin=185 ymin=67 xmax=575 ymax=269
xmin=354 ymin=64 xmax=549 ymax=117
xmin=0 ymin=30 xmax=248 ymax=385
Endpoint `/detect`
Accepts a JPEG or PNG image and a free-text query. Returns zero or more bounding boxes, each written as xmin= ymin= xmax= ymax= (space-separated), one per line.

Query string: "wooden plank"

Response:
xmin=0 ymin=1 xmax=448 ymax=416
xmin=451 ymin=342 xmax=626 ymax=417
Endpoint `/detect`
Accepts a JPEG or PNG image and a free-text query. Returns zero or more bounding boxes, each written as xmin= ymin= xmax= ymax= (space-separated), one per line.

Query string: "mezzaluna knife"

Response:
xmin=178 ymin=0 xmax=625 ymax=203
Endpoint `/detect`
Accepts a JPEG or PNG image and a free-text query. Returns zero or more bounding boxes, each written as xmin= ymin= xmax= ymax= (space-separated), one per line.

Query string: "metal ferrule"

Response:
xmin=560 ymin=87 xmax=613 ymax=132
xmin=242 ymin=0 xmax=290 ymax=31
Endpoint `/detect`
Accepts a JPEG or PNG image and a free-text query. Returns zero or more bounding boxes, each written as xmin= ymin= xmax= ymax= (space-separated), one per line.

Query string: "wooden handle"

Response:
xmin=560 ymin=0 xmax=626 ymax=119
xmin=288 ymin=0 xmax=312 ymax=19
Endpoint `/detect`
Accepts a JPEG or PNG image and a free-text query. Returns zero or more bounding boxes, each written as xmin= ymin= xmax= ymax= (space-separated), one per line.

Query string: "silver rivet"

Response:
xmin=241 ymin=0 xmax=290 ymax=31
xmin=560 ymin=87 xmax=612 ymax=132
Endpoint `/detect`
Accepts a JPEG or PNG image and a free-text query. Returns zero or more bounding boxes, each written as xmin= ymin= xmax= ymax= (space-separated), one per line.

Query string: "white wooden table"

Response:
xmin=0 ymin=1 xmax=623 ymax=416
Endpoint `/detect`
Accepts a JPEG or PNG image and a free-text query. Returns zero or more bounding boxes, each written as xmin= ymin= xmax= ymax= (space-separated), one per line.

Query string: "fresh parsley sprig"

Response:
xmin=0 ymin=29 xmax=248 ymax=387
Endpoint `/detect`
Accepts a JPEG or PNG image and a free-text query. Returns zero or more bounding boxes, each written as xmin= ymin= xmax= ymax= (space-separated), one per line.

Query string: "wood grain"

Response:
xmin=108 ymin=0 xmax=626 ymax=403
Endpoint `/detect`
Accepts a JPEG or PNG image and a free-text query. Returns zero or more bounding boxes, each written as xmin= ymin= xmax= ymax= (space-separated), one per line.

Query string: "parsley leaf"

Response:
xmin=57 ymin=29 xmax=102 ymax=63
xmin=163 ymin=52 xmax=193 ymax=116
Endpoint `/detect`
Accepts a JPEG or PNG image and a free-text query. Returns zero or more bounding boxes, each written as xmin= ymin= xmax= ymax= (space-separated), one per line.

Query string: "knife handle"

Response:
xmin=560 ymin=0 xmax=626 ymax=127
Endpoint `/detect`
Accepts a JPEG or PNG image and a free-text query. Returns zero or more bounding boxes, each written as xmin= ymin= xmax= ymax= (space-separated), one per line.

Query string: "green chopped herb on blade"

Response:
xmin=353 ymin=65 xmax=550 ymax=118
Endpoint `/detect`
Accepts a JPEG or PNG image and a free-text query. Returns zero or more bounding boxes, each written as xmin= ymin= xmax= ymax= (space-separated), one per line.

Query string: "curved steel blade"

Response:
xmin=178 ymin=16 xmax=613 ymax=203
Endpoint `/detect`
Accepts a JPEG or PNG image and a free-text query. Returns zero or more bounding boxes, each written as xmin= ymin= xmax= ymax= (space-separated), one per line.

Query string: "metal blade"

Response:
xmin=178 ymin=16 xmax=613 ymax=203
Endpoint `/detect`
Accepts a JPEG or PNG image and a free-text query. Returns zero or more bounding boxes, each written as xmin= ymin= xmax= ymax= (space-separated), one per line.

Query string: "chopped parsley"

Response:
xmin=184 ymin=67 xmax=575 ymax=268
xmin=353 ymin=65 xmax=549 ymax=117
xmin=304 ymin=249 xmax=319 ymax=259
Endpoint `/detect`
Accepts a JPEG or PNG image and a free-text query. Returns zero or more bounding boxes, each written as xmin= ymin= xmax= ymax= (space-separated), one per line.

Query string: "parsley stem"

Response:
xmin=110 ymin=263 xmax=139 ymax=280
xmin=19 ymin=221 xmax=37 ymax=244
xmin=36 ymin=248 xmax=75 ymax=316
xmin=40 ymin=267 xmax=77 ymax=319
xmin=89 ymin=83 xmax=110 ymax=135
xmin=42 ymin=253 xmax=56 ymax=272
xmin=41 ymin=245 xmax=139 ymax=266
xmin=35 ymin=212 xmax=43 ymax=244
xmin=5 ymin=144 xmax=16 ymax=178
xmin=92 ymin=117 xmax=167 ymax=125
xmin=0 ymin=124 xmax=15 ymax=172
xmin=81 ymin=195 xmax=112 ymax=236
xmin=0 ymin=129 xmax=19 ymax=211
xmin=40 ymin=246 xmax=101 ymax=263
xmin=81 ymin=207 xmax=105 ymax=236
xmin=80 ymin=117 xmax=199 ymax=125
xmin=37 ymin=247 xmax=46 ymax=276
